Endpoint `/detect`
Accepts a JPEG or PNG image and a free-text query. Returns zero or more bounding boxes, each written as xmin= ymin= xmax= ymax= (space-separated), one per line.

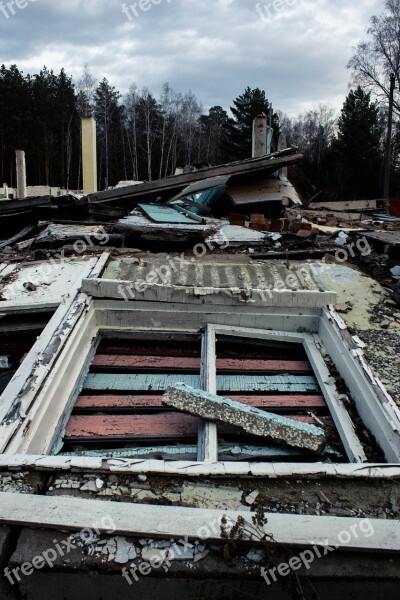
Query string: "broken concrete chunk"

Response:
xmin=168 ymin=544 xmax=194 ymax=561
xmin=163 ymin=384 xmax=327 ymax=453
xmin=80 ymin=480 xmax=98 ymax=493
xmin=115 ymin=536 xmax=136 ymax=564
xmin=244 ymin=491 xmax=260 ymax=506
xmin=142 ymin=547 xmax=167 ymax=563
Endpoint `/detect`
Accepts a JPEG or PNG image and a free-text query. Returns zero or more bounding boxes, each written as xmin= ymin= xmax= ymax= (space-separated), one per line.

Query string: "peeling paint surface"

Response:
xmin=0 ymin=259 xmax=95 ymax=304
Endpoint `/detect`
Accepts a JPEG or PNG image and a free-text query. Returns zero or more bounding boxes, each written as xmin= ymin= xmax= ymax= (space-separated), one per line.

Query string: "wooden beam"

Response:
xmin=319 ymin=310 xmax=400 ymax=463
xmin=5 ymin=303 xmax=98 ymax=455
xmin=163 ymin=384 xmax=327 ymax=453
xmin=95 ymin=301 xmax=321 ymax=335
xmin=88 ymin=151 xmax=303 ymax=203
xmin=198 ymin=324 xmax=218 ymax=462
xmin=1 ymin=493 xmax=399 ymax=551
xmin=303 ymin=335 xmax=367 ymax=464
xmin=0 ymin=254 xmax=98 ymax=454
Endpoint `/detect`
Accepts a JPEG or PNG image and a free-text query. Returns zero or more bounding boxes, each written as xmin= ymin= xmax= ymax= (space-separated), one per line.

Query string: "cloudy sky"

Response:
xmin=0 ymin=0 xmax=383 ymax=117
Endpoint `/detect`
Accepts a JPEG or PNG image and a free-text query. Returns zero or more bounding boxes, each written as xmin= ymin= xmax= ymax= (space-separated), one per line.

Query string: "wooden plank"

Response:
xmin=65 ymin=413 xmax=327 ymax=441
xmin=223 ymin=395 xmax=326 ymax=410
xmin=319 ymin=310 xmax=400 ymax=463
xmin=92 ymin=354 xmax=312 ymax=373
xmin=163 ymin=384 xmax=327 ymax=453
xmin=82 ymin=373 xmax=319 ymax=393
xmin=303 ymin=336 xmax=367 ymax=464
xmin=0 ymin=225 xmax=36 ymax=250
xmin=309 ymin=199 xmax=378 ymax=211
xmin=1 ymin=493 xmax=399 ymax=551
xmin=61 ymin=443 xmax=306 ymax=460
xmin=65 ymin=414 xmax=199 ymax=441
xmin=98 ymin=343 xmax=201 ymax=358
xmin=0 ymin=256 xmax=97 ymax=454
xmin=198 ymin=324 xmax=218 ymax=462
xmin=89 ymin=150 xmax=303 ymax=203
xmin=74 ymin=394 xmax=326 ymax=412
xmin=83 ymin=373 xmax=202 ymax=391
xmin=92 ymin=355 xmax=201 ymax=370
xmin=75 ymin=395 xmax=165 ymax=410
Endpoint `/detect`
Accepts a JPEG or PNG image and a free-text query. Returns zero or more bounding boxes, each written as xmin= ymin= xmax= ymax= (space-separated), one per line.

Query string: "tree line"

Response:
xmin=0 ymin=0 xmax=399 ymax=200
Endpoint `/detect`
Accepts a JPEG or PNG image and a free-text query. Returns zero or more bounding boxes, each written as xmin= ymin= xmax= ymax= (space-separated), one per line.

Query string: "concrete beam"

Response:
xmin=163 ymin=384 xmax=327 ymax=453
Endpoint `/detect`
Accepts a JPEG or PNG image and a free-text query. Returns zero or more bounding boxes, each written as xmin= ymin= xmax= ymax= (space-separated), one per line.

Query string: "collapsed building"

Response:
xmin=0 ymin=116 xmax=400 ymax=599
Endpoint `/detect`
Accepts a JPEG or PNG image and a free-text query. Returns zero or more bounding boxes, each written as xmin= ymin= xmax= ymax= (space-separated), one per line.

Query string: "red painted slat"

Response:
xmin=92 ymin=356 xmax=200 ymax=370
xmin=98 ymin=344 xmax=201 ymax=358
xmin=65 ymin=414 xmax=199 ymax=440
xmin=92 ymin=355 xmax=312 ymax=373
xmin=65 ymin=414 xmax=330 ymax=441
xmin=223 ymin=395 xmax=326 ymax=409
xmin=75 ymin=394 xmax=326 ymax=411
xmin=218 ymin=359 xmax=312 ymax=372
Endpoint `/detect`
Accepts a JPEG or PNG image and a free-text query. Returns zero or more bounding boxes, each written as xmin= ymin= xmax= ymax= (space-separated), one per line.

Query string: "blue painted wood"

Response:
xmin=83 ymin=373 xmax=319 ymax=393
xmin=217 ymin=375 xmax=318 ymax=392
xmin=83 ymin=374 xmax=202 ymax=391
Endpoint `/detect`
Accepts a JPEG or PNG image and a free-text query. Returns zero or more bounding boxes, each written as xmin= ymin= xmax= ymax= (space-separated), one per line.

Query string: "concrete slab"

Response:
xmin=163 ymin=384 xmax=327 ymax=453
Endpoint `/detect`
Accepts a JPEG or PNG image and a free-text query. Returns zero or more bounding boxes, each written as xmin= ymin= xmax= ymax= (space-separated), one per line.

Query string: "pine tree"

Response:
xmin=333 ymin=86 xmax=383 ymax=199
xmin=200 ymin=106 xmax=230 ymax=165
xmin=94 ymin=79 xmax=121 ymax=189
xmin=226 ymin=87 xmax=279 ymax=160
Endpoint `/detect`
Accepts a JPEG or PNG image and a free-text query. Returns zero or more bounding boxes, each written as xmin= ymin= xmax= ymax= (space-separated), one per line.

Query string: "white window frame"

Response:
xmin=1 ymin=293 xmax=399 ymax=468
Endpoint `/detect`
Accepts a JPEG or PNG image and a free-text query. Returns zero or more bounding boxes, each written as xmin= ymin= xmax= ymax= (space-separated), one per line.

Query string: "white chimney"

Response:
xmin=82 ymin=117 xmax=98 ymax=194
xmin=16 ymin=150 xmax=27 ymax=199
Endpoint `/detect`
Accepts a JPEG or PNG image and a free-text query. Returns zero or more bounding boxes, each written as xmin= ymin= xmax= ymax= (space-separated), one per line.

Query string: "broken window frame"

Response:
xmin=1 ymin=294 xmax=400 ymax=468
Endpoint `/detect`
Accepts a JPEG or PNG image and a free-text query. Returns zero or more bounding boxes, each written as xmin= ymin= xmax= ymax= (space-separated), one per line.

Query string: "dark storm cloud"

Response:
xmin=0 ymin=0 xmax=384 ymax=116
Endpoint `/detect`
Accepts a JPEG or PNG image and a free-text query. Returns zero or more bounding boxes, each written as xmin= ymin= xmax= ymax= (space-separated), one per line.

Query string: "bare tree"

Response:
xmin=284 ymin=105 xmax=337 ymax=165
xmin=348 ymin=0 xmax=400 ymax=115
xmin=179 ymin=91 xmax=203 ymax=165
xmin=76 ymin=65 xmax=97 ymax=117
xmin=125 ymin=84 xmax=140 ymax=180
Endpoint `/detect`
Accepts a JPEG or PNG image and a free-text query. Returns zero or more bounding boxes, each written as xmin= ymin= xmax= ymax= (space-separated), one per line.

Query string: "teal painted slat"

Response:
xmin=138 ymin=204 xmax=197 ymax=224
xmin=83 ymin=374 xmax=202 ymax=392
xmin=83 ymin=373 xmax=318 ymax=393
xmin=217 ymin=375 xmax=319 ymax=393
